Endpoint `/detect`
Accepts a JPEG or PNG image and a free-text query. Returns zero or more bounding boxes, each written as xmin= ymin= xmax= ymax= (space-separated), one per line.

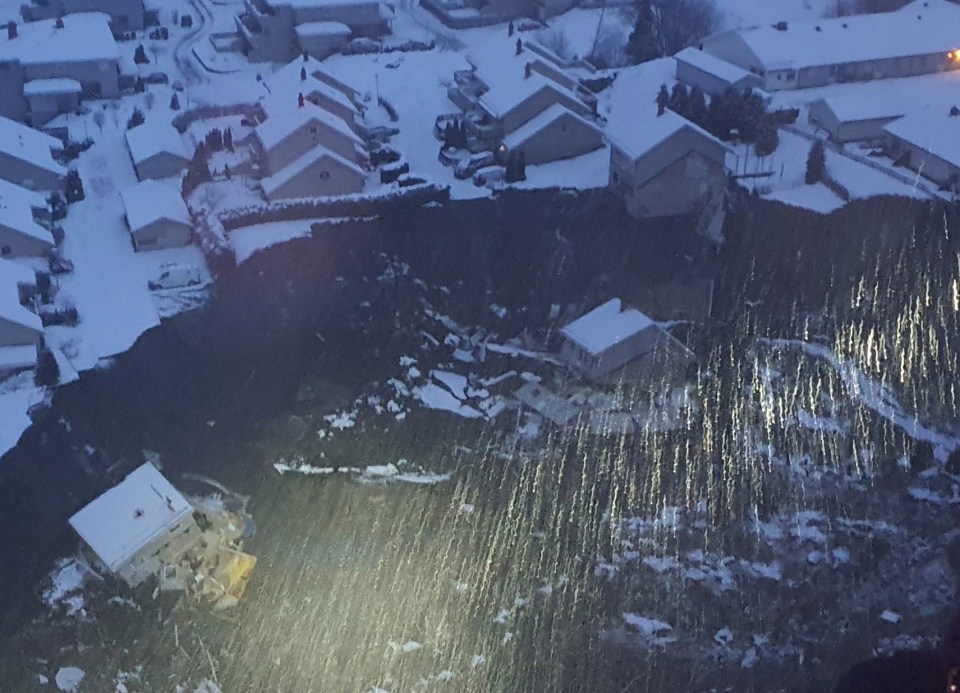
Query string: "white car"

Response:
xmin=148 ymin=264 xmax=202 ymax=291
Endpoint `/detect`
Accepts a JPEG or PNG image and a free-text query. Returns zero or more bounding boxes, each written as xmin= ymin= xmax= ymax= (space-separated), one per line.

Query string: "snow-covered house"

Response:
xmin=808 ymin=96 xmax=905 ymax=144
xmin=120 ymin=181 xmax=193 ymax=251
xmin=0 ymin=115 xmax=66 ymax=191
xmin=673 ymin=47 xmax=763 ymax=97
xmin=20 ymin=0 xmax=145 ymax=32
xmin=883 ymin=108 xmax=960 ymax=187
xmin=68 ymin=463 xmax=201 ymax=588
xmin=606 ymin=110 xmax=728 ymax=219
xmin=501 ymin=103 xmax=603 ymax=165
xmin=253 ymin=100 xmax=366 ymax=175
xmin=260 ymin=55 xmax=363 ymax=132
xmin=560 ymin=298 xmax=666 ymax=381
xmin=125 ymin=121 xmax=190 ymax=181
xmin=235 ymin=0 xmax=394 ymax=63
xmin=446 ymin=37 xmax=600 ymax=164
xmin=700 ymin=0 xmax=960 ymax=92
xmin=295 ymin=21 xmax=352 ymax=59
xmin=261 ymin=145 xmax=366 ymax=201
xmin=0 ymin=13 xmax=120 ymax=124
xmin=0 ymin=177 xmax=55 ymax=257
xmin=0 ymin=258 xmax=41 ymax=377
xmin=23 ymin=78 xmax=82 ymax=128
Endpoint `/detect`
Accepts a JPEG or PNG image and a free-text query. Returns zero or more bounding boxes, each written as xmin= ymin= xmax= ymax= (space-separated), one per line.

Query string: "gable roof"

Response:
xmin=0 ymin=12 xmax=119 ymax=65
xmin=883 ymin=108 xmax=960 ymax=167
xmin=0 ymin=183 xmax=54 ymax=248
xmin=255 ymin=99 xmax=362 ymax=152
xmin=813 ymin=95 xmax=906 ymax=124
xmin=606 ymin=108 xmax=725 ymax=163
xmin=23 ymin=78 xmax=82 ymax=97
xmin=674 ymin=47 xmax=757 ymax=85
xmin=0 ymin=177 xmax=48 ymax=214
xmin=120 ymin=180 xmax=191 ymax=232
xmin=713 ymin=0 xmax=960 ymax=72
xmin=125 ymin=120 xmax=189 ymax=166
xmin=261 ymin=55 xmax=359 ymax=115
xmin=0 ymin=115 xmax=66 ymax=179
xmin=68 ymin=463 xmax=193 ymax=573
xmin=0 ymin=258 xmax=42 ymax=335
xmin=561 ymin=298 xmax=654 ymax=355
xmin=261 ymin=144 xmax=365 ymax=198
xmin=502 ymin=103 xmax=599 ymax=149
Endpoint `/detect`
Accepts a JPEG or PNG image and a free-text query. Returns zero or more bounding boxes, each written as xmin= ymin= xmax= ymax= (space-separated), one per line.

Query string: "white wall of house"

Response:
xmin=24 ymin=58 xmax=119 ymax=100
xmin=0 ymin=315 xmax=42 ymax=349
xmin=505 ymin=112 xmax=602 ymax=165
xmin=26 ymin=89 xmax=81 ymax=127
xmin=612 ymin=146 xmax=726 ymax=219
xmin=0 ymin=152 xmax=63 ymax=191
xmin=560 ymin=324 xmax=663 ymax=381
xmin=258 ymin=118 xmax=361 ymax=174
xmin=499 ymin=85 xmax=591 ymax=135
xmin=134 ymin=152 xmax=188 ymax=181
xmin=263 ymin=152 xmax=364 ymax=201
xmin=0 ymin=224 xmax=53 ymax=258
xmin=884 ymin=135 xmax=960 ymax=185
xmin=131 ymin=218 xmax=192 ymax=251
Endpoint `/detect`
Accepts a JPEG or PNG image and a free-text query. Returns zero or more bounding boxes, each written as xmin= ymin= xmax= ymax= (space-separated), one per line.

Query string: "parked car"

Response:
xmin=148 ymin=263 xmax=202 ymax=291
xmin=472 ymin=165 xmax=505 ymax=188
xmin=144 ymin=72 xmax=169 ymax=85
xmin=343 ymin=37 xmax=382 ymax=55
xmin=455 ymin=151 xmax=495 ymax=179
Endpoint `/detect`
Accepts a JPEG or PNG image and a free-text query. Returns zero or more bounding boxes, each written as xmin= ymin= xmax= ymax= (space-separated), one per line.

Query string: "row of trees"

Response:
xmin=657 ymin=83 xmax=779 ymax=156
xmin=627 ymin=0 xmax=720 ymax=65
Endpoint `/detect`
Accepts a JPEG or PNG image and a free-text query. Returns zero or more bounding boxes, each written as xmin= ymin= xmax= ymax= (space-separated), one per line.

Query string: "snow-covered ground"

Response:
xmin=714 ymin=0 xmax=840 ymax=30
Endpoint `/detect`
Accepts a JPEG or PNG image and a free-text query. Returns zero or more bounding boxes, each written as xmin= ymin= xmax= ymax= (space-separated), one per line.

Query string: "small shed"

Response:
xmin=808 ymin=96 xmax=904 ymax=144
xmin=674 ymin=47 xmax=762 ymax=96
xmin=560 ymin=298 xmax=664 ymax=380
xmin=120 ymin=180 xmax=193 ymax=251
xmin=68 ymin=463 xmax=200 ymax=587
xmin=125 ymin=121 xmax=190 ymax=181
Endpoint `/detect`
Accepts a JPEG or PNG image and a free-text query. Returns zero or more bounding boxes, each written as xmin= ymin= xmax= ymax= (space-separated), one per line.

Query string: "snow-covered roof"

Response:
xmin=674 ymin=47 xmax=755 ymax=85
xmin=120 ymin=180 xmax=191 ymax=232
xmin=0 ymin=185 xmax=54 ymax=246
xmin=0 ymin=13 xmax=119 ymax=66
xmin=0 ymin=177 xmax=48 ymax=213
xmin=68 ymin=463 xmax=193 ymax=573
xmin=0 ymin=345 xmax=38 ymax=371
xmin=561 ymin=298 xmax=654 ymax=355
xmin=261 ymin=57 xmax=359 ymax=115
xmin=502 ymin=103 xmax=597 ymax=149
xmin=268 ymin=0 xmax=384 ymax=8
xmin=255 ymin=99 xmax=362 ymax=151
xmin=296 ymin=21 xmax=352 ymax=37
xmin=23 ymin=78 xmax=82 ymax=97
xmin=124 ymin=120 xmax=189 ymax=166
xmin=813 ymin=95 xmax=905 ymax=124
xmin=261 ymin=144 xmax=365 ymax=198
xmin=720 ymin=0 xmax=960 ymax=72
xmin=608 ymin=109 xmax=723 ymax=162
xmin=883 ymin=108 xmax=960 ymax=167
xmin=0 ymin=115 xmax=65 ymax=178
xmin=0 ymin=258 xmax=42 ymax=335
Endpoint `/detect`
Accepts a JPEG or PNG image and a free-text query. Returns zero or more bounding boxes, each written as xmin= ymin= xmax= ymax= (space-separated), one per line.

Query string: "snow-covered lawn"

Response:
xmin=714 ymin=0 xmax=839 ymax=30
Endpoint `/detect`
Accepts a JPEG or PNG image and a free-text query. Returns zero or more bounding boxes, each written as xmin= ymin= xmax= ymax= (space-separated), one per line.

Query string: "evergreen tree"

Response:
xmin=64 ymin=169 xmax=84 ymax=203
xmin=126 ymin=108 xmax=145 ymax=130
xmin=223 ymin=127 xmax=233 ymax=152
xmin=48 ymin=192 xmax=67 ymax=221
xmin=805 ymin=139 xmax=826 ymax=184
xmin=134 ymin=44 xmax=149 ymax=64
xmin=655 ymin=83 xmax=669 ymax=116
xmin=737 ymin=89 xmax=766 ymax=141
xmin=6 ymin=21 xmax=16 ymax=40
xmin=686 ymin=86 xmax=707 ymax=125
xmin=754 ymin=118 xmax=779 ymax=157
xmin=170 ymin=93 xmax=181 ymax=110
xmin=626 ymin=0 xmax=658 ymax=64
xmin=134 ymin=76 xmax=145 ymax=93
xmin=668 ymin=83 xmax=689 ymax=117
xmin=35 ymin=348 xmax=60 ymax=388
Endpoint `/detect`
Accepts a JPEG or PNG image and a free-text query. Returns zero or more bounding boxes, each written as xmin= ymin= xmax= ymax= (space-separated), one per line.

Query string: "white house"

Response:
xmin=125 ymin=120 xmax=190 ymax=181
xmin=674 ymin=47 xmax=763 ymax=97
xmin=21 ymin=0 xmax=146 ymax=32
xmin=120 ymin=181 xmax=193 ymax=251
xmin=253 ymin=99 xmax=366 ymax=175
xmin=261 ymin=145 xmax=365 ymax=201
xmin=0 ymin=177 xmax=54 ymax=257
xmin=501 ymin=103 xmax=603 ymax=165
xmin=883 ymin=108 xmax=960 ymax=187
xmin=700 ymin=0 xmax=960 ymax=92
xmin=68 ymin=463 xmax=201 ymax=588
xmin=0 ymin=258 xmax=41 ymax=377
xmin=607 ymin=110 xmax=728 ymax=219
xmin=235 ymin=0 xmax=394 ymax=63
xmin=0 ymin=13 xmax=120 ymax=124
xmin=0 ymin=115 xmax=65 ymax=191
xmin=808 ymin=96 xmax=905 ymax=144
xmin=560 ymin=298 xmax=665 ymax=381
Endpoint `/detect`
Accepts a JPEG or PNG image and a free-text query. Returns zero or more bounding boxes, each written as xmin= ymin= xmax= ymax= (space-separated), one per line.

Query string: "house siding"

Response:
xmin=134 ymin=152 xmax=188 ymax=181
xmin=23 ymin=58 xmax=119 ymax=100
xmin=258 ymin=118 xmax=361 ymax=174
xmin=884 ymin=134 xmax=960 ymax=185
xmin=500 ymin=85 xmax=590 ymax=134
xmin=0 ymin=224 xmax=53 ymax=257
xmin=506 ymin=113 xmax=602 ymax=165
xmin=561 ymin=324 xmax=662 ymax=380
xmin=0 ymin=315 xmax=42 ymax=348
xmin=675 ymin=60 xmax=760 ymax=96
xmin=132 ymin=218 xmax=193 ymax=251
xmin=263 ymin=154 xmax=365 ymax=201
xmin=0 ymin=152 xmax=63 ymax=191
xmin=115 ymin=515 xmax=200 ymax=587
xmin=622 ymin=151 xmax=725 ymax=219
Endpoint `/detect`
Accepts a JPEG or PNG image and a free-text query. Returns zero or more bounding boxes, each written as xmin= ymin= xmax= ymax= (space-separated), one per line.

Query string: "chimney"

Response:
xmin=524 ymin=62 xmax=532 ymax=78
xmin=298 ymin=92 xmax=304 ymax=107
xmin=7 ymin=20 xmax=17 ymax=40
xmin=300 ymin=66 xmax=306 ymax=81
xmin=55 ymin=16 xmax=64 ymax=28
xmin=774 ymin=21 xmax=788 ymax=31
xmin=950 ymin=105 xmax=959 ymax=116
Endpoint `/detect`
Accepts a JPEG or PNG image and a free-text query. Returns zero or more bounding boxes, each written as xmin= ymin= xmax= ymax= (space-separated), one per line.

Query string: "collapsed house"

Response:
xmin=68 ymin=463 xmax=256 ymax=608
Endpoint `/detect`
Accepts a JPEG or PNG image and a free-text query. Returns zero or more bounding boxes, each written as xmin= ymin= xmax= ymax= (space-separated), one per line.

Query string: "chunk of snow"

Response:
xmin=880 ymin=610 xmax=901 ymax=624
xmin=741 ymin=647 xmax=759 ymax=668
xmin=413 ymin=383 xmax=483 ymax=418
xmin=642 ymin=555 xmax=680 ymax=574
xmin=471 ymin=654 xmax=485 ymax=668
xmin=622 ymin=613 xmax=672 ymax=637
xmin=714 ymin=627 xmax=734 ymax=645
xmin=55 ymin=667 xmax=84 ymax=692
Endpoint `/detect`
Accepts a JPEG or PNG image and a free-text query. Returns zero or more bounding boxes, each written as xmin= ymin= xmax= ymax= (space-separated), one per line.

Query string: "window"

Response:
xmin=309 ymin=126 xmax=318 ymax=135
xmin=1 ymin=245 xmax=10 ymax=256
xmin=319 ymin=170 xmax=330 ymax=179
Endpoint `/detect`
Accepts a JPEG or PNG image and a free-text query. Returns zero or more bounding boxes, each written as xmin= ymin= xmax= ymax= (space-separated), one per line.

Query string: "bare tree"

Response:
xmin=536 ymin=28 xmax=572 ymax=59
xmin=589 ymin=25 xmax=628 ymax=69
xmin=627 ymin=0 xmax=721 ymax=64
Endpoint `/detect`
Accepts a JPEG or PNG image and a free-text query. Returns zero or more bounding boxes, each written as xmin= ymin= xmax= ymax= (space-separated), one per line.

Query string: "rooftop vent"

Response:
xmin=815 ymin=25 xmax=821 ymax=31
xmin=950 ymin=105 xmax=959 ymax=116
xmin=842 ymin=22 xmax=848 ymax=28
xmin=774 ymin=20 xmax=788 ymax=31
